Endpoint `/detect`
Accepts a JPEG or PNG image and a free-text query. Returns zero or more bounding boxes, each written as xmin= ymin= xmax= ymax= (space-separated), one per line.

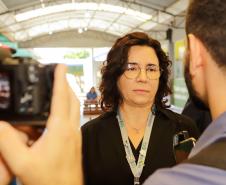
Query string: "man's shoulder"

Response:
xmin=144 ymin=163 xmax=226 ymax=185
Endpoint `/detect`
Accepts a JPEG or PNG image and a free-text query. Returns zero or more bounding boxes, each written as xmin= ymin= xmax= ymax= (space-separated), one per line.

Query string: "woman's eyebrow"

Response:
xmin=127 ymin=62 xmax=158 ymax=67
xmin=127 ymin=62 xmax=138 ymax=65
xmin=146 ymin=63 xmax=158 ymax=67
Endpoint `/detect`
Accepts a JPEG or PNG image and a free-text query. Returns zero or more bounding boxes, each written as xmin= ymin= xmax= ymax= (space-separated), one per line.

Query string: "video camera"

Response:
xmin=0 ymin=62 xmax=55 ymax=125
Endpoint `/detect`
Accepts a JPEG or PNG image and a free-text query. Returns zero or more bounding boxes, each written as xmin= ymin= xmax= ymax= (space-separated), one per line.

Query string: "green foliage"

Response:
xmin=68 ymin=65 xmax=84 ymax=76
xmin=64 ymin=50 xmax=90 ymax=59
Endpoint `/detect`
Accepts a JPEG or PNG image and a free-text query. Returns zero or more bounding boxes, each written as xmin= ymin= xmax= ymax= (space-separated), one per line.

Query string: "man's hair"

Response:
xmin=186 ymin=0 xmax=226 ymax=67
xmin=99 ymin=32 xmax=172 ymax=112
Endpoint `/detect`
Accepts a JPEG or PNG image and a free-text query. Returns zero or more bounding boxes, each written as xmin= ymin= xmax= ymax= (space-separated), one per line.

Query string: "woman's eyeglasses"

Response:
xmin=124 ymin=63 xmax=162 ymax=80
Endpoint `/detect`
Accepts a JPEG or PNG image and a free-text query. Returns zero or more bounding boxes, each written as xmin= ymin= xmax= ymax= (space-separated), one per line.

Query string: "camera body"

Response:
xmin=0 ymin=62 xmax=55 ymax=125
xmin=173 ymin=131 xmax=196 ymax=163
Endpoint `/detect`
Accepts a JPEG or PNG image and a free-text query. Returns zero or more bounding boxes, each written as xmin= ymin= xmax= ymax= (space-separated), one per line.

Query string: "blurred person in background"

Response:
xmin=86 ymin=86 xmax=98 ymax=102
xmin=182 ymin=97 xmax=211 ymax=134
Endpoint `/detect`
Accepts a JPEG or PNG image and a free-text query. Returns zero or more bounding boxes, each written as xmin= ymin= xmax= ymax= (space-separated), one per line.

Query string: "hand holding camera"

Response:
xmin=0 ymin=64 xmax=83 ymax=185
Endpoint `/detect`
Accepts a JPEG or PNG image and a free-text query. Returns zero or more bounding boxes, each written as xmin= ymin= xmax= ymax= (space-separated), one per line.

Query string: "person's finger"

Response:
xmin=0 ymin=155 xmax=12 ymax=185
xmin=68 ymin=86 xmax=80 ymax=129
xmin=47 ymin=64 xmax=70 ymax=129
xmin=0 ymin=121 xmax=29 ymax=175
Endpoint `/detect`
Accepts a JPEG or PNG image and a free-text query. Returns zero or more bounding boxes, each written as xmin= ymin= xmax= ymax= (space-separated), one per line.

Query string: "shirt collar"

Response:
xmin=189 ymin=111 xmax=226 ymax=157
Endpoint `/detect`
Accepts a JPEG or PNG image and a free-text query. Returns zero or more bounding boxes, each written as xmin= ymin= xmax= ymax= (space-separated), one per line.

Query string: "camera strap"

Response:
xmin=184 ymin=137 xmax=226 ymax=171
xmin=116 ymin=109 xmax=155 ymax=185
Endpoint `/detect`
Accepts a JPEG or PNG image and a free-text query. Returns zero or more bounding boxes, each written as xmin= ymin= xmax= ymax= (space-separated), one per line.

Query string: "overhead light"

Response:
xmin=78 ymin=28 xmax=83 ymax=34
xmin=15 ymin=2 xmax=151 ymax=22
xmin=28 ymin=24 xmax=48 ymax=37
xmin=98 ymin=4 xmax=152 ymax=21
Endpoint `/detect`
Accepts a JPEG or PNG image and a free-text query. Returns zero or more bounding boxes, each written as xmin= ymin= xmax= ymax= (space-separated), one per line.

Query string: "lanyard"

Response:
xmin=116 ymin=109 xmax=155 ymax=185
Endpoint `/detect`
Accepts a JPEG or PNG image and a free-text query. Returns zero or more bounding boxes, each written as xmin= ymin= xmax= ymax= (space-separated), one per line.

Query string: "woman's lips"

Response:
xmin=133 ymin=89 xmax=149 ymax=93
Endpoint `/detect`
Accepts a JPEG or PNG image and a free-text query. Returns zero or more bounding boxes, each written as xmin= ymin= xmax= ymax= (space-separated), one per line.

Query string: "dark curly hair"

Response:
xmin=99 ymin=32 xmax=172 ymax=112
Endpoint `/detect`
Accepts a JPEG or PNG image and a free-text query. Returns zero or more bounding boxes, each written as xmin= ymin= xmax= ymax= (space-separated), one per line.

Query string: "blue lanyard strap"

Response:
xmin=116 ymin=109 xmax=155 ymax=185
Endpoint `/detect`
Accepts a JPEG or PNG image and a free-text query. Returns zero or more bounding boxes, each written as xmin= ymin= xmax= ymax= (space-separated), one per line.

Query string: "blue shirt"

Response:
xmin=144 ymin=111 xmax=226 ymax=185
xmin=86 ymin=92 xmax=97 ymax=100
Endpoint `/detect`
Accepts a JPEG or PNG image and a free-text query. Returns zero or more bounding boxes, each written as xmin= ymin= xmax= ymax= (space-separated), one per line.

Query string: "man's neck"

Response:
xmin=209 ymin=88 xmax=226 ymax=120
xmin=207 ymin=68 xmax=226 ymax=120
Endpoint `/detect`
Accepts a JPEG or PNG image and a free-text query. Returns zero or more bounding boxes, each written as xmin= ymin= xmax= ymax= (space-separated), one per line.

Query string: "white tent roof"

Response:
xmin=0 ymin=0 xmax=188 ymax=42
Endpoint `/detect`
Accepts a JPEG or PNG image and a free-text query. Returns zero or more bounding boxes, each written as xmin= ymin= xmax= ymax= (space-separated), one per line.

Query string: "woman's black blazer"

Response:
xmin=82 ymin=107 xmax=199 ymax=185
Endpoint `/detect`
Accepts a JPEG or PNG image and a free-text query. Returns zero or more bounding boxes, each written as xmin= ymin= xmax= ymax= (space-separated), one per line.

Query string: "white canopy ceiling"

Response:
xmin=0 ymin=0 xmax=188 ymax=42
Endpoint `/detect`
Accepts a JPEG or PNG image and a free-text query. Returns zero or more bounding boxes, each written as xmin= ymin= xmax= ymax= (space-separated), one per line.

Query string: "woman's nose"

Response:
xmin=136 ymin=68 xmax=148 ymax=82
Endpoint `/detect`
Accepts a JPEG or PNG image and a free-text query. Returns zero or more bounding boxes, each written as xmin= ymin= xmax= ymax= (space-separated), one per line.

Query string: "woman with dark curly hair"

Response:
xmin=82 ymin=32 xmax=199 ymax=185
